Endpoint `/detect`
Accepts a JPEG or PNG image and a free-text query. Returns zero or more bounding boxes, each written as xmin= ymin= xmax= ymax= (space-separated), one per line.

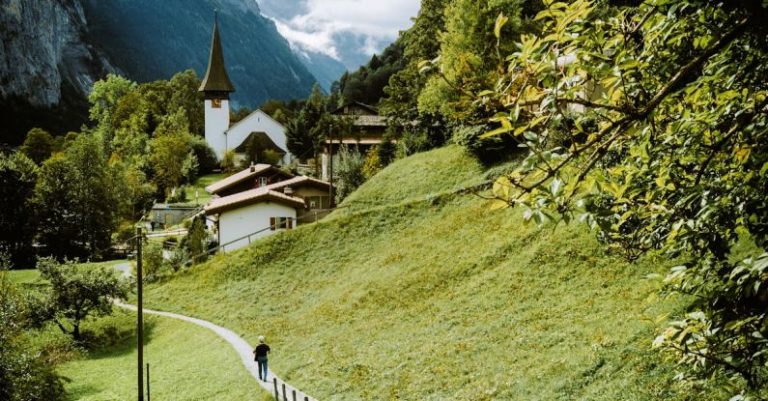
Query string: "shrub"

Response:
xmin=334 ymin=146 xmax=366 ymax=204
xmin=167 ymin=247 xmax=189 ymax=272
xmin=141 ymin=241 xmax=165 ymax=282
xmin=362 ymin=146 xmax=381 ymax=179
xmin=181 ymin=215 xmax=208 ymax=265
xmin=451 ymin=124 xmax=519 ymax=165
xmin=220 ymin=150 xmax=237 ymax=174
xmin=190 ymin=137 xmax=218 ymax=175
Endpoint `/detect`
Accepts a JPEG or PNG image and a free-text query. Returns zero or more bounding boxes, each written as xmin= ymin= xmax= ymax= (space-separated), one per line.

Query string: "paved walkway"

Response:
xmin=114 ymin=263 xmax=316 ymax=401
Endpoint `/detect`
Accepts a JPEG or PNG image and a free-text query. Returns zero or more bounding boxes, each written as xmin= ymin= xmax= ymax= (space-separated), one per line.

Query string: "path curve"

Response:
xmin=114 ymin=263 xmax=316 ymax=401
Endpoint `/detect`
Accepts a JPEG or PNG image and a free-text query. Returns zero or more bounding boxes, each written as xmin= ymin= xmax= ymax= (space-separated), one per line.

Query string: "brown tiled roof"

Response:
xmin=266 ymin=176 xmax=331 ymax=192
xmin=205 ymin=164 xmax=284 ymax=194
xmin=204 ymin=188 xmax=305 ymax=215
xmin=204 ymin=175 xmax=331 ymax=215
xmin=199 ymin=16 xmax=235 ymax=94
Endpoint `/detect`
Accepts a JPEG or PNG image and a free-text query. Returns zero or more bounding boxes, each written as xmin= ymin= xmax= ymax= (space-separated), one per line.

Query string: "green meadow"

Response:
xmin=138 ymin=146 xmax=720 ymax=400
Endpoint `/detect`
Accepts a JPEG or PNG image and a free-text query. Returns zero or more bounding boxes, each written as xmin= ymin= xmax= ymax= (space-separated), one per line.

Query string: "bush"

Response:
xmin=221 ymin=150 xmax=237 ymax=174
xmin=166 ymin=185 xmax=188 ymax=203
xmin=190 ymin=137 xmax=218 ymax=175
xmin=167 ymin=247 xmax=189 ymax=272
xmin=334 ymin=145 xmax=366 ymax=204
xmin=362 ymin=146 xmax=381 ymax=178
xmin=180 ymin=215 xmax=208 ymax=265
xmin=451 ymin=124 xmax=519 ymax=165
xmin=141 ymin=241 xmax=166 ymax=282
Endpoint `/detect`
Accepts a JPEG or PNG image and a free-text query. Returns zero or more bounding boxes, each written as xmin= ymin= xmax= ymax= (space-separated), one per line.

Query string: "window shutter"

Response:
xmin=270 ymin=217 xmax=275 ymax=230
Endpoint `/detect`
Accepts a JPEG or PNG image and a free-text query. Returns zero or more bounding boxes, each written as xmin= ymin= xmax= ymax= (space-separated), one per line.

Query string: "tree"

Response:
xmin=419 ymin=0 xmax=542 ymax=123
xmin=168 ymin=69 xmax=204 ymax=136
xmin=380 ymin=0 xmax=452 ymax=153
xmin=0 ymin=261 xmax=65 ymax=401
xmin=0 ymin=152 xmax=37 ymax=266
xmin=481 ymin=0 xmax=768 ymax=395
xmin=286 ymin=84 xmax=328 ymax=163
xmin=34 ymin=134 xmax=119 ymax=259
xmin=148 ymin=108 xmax=196 ymax=196
xmin=20 ymin=128 xmax=55 ymax=164
xmin=30 ymin=257 xmax=130 ymax=341
xmin=182 ymin=215 xmax=209 ymax=265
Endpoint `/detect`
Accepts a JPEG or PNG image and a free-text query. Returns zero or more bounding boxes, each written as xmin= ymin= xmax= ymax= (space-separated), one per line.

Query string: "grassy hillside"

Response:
xmin=60 ymin=311 xmax=264 ymax=401
xmin=144 ymin=145 xmax=716 ymax=400
xmin=9 ymin=262 xmax=264 ymax=401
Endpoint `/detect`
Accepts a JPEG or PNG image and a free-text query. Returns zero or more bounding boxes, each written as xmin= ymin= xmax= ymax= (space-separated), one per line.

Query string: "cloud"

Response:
xmin=266 ymin=0 xmax=420 ymax=65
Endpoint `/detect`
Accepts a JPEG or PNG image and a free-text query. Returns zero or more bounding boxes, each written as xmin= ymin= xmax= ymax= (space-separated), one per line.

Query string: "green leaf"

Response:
xmin=494 ymin=13 xmax=509 ymax=39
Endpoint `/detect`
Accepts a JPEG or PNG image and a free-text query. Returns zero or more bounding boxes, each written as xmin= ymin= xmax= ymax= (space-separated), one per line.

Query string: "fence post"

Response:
xmin=292 ymin=389 xmax=297 ymax=401
xmin=282 ymin=383 xmax=287 ymax=401
xmin=273 ymin=378 xmax=279 ymax=400
xmin=146 ymin=363 xmax=151 ymax=401
xmin=305 ymin=397 xmax=309 ymax=401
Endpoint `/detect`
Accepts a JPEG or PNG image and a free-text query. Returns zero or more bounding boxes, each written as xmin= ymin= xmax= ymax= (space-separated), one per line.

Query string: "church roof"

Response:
xmin=199 ymin=15 xmax=235 ymax=93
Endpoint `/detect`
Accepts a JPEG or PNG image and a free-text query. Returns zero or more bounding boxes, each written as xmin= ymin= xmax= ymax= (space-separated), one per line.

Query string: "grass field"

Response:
xmin=7 ymin=260 xmax=127 ymax=285
xmin=60 ymin=310 xmax=266 ymax=401
xmin=183 ymin=173 xmax=227 ymax=205
xmin=6 ymin=260 xmax=264 ymax=401
xmin=140 ymin=146 xmax=719 ymax=400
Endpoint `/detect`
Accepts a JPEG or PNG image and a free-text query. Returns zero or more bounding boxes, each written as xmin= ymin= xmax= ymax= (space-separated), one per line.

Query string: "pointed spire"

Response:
xmin=199 ymin=11 xmax=235 ymax=95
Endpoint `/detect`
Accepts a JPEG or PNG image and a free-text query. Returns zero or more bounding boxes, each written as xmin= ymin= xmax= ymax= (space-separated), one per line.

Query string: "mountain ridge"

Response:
xmin=0 ymin=0 xmax=337 ymax=146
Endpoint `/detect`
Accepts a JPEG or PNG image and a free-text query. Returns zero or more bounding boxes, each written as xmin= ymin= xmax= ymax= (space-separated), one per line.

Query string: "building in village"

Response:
xmin=199 ymin=16 xmax=290 ymax=165
xmin=321 ymin=102 xmax=390 ymax=180
xmin=204 ymin=164 xmax=331 ymax=251
xmin=197 ymin=16 xmax=347 ymax=252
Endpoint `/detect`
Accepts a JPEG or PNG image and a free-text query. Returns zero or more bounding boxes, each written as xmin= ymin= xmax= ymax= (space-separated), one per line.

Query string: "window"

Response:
xmin=306 ymin=196 xmax=331 ymax=210
xmin=269 ymin=217 xmax=293 ymax=230
xmin=259 ymin=177 xmax=268 ymax=187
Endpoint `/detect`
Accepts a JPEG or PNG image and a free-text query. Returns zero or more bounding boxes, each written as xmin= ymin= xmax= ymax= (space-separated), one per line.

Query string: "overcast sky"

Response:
xmin=258 ymin=0 xmax=420 ymax=67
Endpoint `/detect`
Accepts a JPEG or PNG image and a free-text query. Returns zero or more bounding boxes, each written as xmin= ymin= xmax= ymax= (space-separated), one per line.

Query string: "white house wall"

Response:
xmin=205 ymin=99 xmax=231 ymax=161
xmin=227 ymin=110 xmax=291 ymax=165
xmin=217 ymin=202 xmax=297 ymax=252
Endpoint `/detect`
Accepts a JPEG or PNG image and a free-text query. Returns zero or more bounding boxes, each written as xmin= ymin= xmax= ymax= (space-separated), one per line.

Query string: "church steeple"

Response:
xmin=199 ymin=12 xmax=235 ymax=97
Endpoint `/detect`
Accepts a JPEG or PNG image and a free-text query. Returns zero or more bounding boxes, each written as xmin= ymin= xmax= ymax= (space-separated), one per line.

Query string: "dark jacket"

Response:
xmin=253 ymin=344 xmax=270 ymax=360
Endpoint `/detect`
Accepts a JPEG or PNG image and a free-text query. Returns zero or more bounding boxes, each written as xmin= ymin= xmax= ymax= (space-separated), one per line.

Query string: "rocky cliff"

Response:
xmin=0 ymin=0 xmax=114 ymax=145
xmin=0 ymin=0 xmax=328 ymax=146
xmin=0 ymin=0 xmax=113 ymax=107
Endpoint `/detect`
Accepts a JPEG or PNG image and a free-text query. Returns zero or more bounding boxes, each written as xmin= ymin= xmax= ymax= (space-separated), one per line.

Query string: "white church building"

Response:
xmin=199 ymin=16 xmax=291 ymax=165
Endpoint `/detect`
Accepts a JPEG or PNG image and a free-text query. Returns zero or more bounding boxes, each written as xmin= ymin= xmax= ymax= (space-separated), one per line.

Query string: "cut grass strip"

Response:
xmin=59 ymin=310 xmax=266 ymax=401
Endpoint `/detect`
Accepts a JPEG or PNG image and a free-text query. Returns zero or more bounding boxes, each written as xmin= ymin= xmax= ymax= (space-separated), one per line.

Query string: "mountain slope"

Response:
xmin=144 ymin=146 xmax=718 ymax=400
xmin=0 ymin=0 xmax=323 ymax=146
xmin=0 ymin=0 xmax=114 ymax=145
xmin=82 ymin=0 xmax=317 ymax=109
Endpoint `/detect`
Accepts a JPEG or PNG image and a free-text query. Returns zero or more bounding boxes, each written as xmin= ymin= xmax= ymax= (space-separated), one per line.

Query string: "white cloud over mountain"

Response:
xmin=259 ymin=0 xmax=420 ymax=69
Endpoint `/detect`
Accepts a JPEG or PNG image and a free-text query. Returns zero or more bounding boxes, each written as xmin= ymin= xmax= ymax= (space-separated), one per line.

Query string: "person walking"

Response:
xmin=253 ymin=336 xmax=270 ymax=382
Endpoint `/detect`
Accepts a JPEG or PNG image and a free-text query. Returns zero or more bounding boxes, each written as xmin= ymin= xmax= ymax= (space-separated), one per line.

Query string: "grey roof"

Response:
xmin=199 ymin=15 xmax=235 ymax=93
xmin=233 ymin=132 xmax=287 ymax=155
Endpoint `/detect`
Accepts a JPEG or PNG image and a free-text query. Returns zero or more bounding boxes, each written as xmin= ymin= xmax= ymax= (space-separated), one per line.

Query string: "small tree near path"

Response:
xmin=31 ymin=258 xmax=130 ymax=341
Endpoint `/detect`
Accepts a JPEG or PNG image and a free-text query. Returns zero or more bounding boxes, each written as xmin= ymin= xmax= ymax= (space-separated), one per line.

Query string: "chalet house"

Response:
xmin=321 ymin=102 xmax=390 ymax=180
xmin=204 ymin=164 xmax=331 ymax=251
xmin=200 ymin=16 xmax=291 ymax=165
